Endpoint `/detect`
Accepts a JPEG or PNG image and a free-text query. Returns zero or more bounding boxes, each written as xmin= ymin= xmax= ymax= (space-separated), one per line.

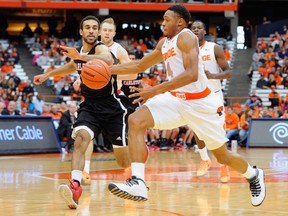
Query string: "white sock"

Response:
xmin=84 ymin=160 xmax=91 ymax=173
xmin=243 ymin=164 xmax=257 ymax=179
xmin=131 ymin=162 xmax=145 ymax=181
xmin=72 ymin=170 xmax=83 ymax=184
xmin=198 ymin=147 xmax=210 ymax=161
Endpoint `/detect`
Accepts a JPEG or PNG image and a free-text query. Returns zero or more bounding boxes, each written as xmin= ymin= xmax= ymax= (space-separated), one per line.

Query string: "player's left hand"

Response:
xmin=129 ymin=86 xmax=155 ymax=105
xmin=60 ymin=45 xmax=81 ymax=60
xmin=204 ymin=70 xmax=213 ymax=79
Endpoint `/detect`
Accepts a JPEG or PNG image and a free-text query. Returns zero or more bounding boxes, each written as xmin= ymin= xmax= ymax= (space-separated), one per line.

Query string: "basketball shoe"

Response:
xmin=81 ymin=171 xmax=91 ymax=185
xmin=108 ymin=176 xmax=149 ymax=201
xmin=247 ymin=167 xmax=266 ymax=206
xmin=196 ymin=160 xmax=212 ymax=177
xmin=220 ymin=165 xmax=230 ymax=183
xmin=58 ymin=180 xmax=82 ymax=209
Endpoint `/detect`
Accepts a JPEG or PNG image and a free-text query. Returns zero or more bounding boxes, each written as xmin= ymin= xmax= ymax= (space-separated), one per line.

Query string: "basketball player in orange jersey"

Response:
xmin=191 ymin=20 xmax=232 ymax=183
xmin=33 ymin=15 xmax=134 ymax=210
xmin=80 ymin=17 xmax=141 ymax=185
xmin=107 ymin=5 xmax=266 ymax=207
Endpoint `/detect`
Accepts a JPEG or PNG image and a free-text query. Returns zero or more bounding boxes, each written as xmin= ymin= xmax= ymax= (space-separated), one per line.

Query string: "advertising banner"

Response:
xmin=0 ymin=116 xmax=61 ymax=154
xmin=248 ymin=118 xmax=288 ymax=147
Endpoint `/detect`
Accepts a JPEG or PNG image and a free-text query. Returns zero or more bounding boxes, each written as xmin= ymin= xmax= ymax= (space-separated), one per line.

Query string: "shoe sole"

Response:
xmin=252 ymin=170 xmax=266 ymax=207
xmin=58 ymin=184 xmax=78 ymax=209
xmin=108 ymin=184 xmax=148 ymax=201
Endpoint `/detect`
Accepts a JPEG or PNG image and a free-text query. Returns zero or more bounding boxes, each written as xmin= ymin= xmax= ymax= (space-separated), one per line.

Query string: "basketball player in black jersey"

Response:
xmin=33 ymin=15 xmax=132 ymax=210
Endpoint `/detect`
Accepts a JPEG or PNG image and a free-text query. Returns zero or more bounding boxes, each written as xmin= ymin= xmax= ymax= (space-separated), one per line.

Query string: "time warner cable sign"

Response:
xmin=0 ymin=116 xmax=61 ymax=154
xmin=248 ymin=118 xmax=288 ymax=147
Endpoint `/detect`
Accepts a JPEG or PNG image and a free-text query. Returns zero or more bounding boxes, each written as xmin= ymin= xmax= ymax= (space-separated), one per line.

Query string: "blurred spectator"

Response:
xmin=268 ymin=85 xmax=280 ymax=108
xmin=225 ymin=107 xmax=240 ymax=144
xmin=256 ymin=74 xmax=268 ymax=89
xmin=7 ymin=71 xmax=21 ymax=91
xmin=33 ymin=94 xmax=45 ymax=115
xmin=223 ymin=46 xmax=231 ymax=61
xmin=50 ymin=104 xmax=62 ymax=119
xmin=1 ymin=61 xmax=14 ymax=74
xmin=282 ymin=75 xmax=288 ymax=89
xmin=135 ymin=45 xmax=144 ymax=59
xmin=21 ymin=22 xmax=33 ymax=38
xmin=31 ymin=37 xmax=42 ymax=51
xmin=245 ymin=92 xmax=263 ymax=107
xmin=266 ymin=73 xmax=277 ymax=88
xmin=34 ymin=23 xmax=44 ymax=36
xmin=57 ymin=101 xmax=77 ymax=151
xmin=20 ymin=107 xmax=28 ymax=116
xmin=239 ymin=107 xmax=257 ymax=146
xmin=0 ymin=101 xmax=5 ymax=115
xmin=262 ymin=16 xmax=271 ymax=25
xmin=35 ymin=50 xmax=50 ymax=67
xmin=60 ymin=81 xmax=73 ymax=96
xmin=27 ymin=94 xmax=35 ymax=114
xmin=2 ymin=100 xmax=20 ymax=115
xmin=22 ymin=80 xmax=35 ymax=97
xmin=20 ymin=94 xmax=29 ymax=110
xmin=41 ymin=104 xmax=53 ymax=117
xmin=244 ymin=19 xmax=253 ymax=48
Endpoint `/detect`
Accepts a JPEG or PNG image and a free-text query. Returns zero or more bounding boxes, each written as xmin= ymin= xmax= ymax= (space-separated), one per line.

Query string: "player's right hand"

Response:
xmin=33 ymin=74 xmax=48 ymax=85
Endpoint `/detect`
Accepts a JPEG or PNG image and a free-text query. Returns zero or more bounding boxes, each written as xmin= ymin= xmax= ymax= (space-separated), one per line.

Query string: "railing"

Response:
xmin=0 ymin=0 xmax=239 ymax=11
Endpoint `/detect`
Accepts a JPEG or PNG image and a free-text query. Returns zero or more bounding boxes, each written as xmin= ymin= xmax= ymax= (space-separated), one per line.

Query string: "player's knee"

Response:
xmin=128 ymin=113 xmax=146 ymax=130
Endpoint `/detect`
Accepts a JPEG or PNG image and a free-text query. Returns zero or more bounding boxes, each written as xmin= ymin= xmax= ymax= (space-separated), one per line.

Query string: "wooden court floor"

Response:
xmin=0 ymin=147 xmax=287 ymax=216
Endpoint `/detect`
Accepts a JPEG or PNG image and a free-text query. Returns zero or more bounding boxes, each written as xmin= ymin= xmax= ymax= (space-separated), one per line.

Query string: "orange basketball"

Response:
xmin=81 ymin=59 xmax=111 ymax=90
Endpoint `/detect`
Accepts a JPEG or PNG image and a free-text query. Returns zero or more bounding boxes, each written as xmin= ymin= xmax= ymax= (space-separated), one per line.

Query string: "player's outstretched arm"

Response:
xmin=110 ymin=39 xmax=165 ymax=75
xmin=33 ymin=61 xmax=76 ymax=85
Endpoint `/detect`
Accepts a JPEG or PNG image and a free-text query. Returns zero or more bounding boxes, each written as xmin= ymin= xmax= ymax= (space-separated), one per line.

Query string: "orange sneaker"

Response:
xmin=196 ymin=160 xmax=212 ymax=177
xmin=58 ymin=180 xmax=82 ymax=209
xmin=220 ymin=165 xmax=230 ymax=183
xmin=81 ymin=171 xmax=91 ymax=185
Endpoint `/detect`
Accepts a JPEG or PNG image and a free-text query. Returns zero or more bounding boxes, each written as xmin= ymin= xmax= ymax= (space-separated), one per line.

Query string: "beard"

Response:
xmin=83 ymin=36 xmax=97 ymax=45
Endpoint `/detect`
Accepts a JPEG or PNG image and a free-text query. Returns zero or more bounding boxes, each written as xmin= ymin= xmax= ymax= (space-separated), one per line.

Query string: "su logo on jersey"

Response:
xmin=201 ymin=54 xmax=211 ymax=61
xmin=163 ymin=47 xmax=176 ymax=61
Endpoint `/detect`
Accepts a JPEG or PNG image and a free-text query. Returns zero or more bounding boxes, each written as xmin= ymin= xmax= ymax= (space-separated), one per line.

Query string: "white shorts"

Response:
xmin=145 ymin=92 xmax=228 ymax=150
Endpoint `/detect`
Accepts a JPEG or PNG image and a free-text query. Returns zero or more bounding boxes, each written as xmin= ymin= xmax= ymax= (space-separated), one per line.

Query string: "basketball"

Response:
xmin=81 ymin=59 xmax=111 ymax=90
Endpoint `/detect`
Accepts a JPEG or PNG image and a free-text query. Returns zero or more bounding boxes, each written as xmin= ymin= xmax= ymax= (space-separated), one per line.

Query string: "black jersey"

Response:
xmin=120 ymin=73 xmax=143 ymax=102
xmin=74 ymin=42 xmax=118 ymax=101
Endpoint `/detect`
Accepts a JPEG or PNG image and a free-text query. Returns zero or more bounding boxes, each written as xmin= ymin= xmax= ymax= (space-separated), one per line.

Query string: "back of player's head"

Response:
xmin=80 ymin=15 xmax=100 ymax=30
xmin=167 ymin=5 xmax=191 ymax=25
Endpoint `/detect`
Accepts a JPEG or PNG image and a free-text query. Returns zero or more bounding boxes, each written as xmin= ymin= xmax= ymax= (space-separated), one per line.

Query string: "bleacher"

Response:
xmin=250 ymin=71 xmax=288 ymax=107
xmin=1 ymin=39 xmax=29 ymax=82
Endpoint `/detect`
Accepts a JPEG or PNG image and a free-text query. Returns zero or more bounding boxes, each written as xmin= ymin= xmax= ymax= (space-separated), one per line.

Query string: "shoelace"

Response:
xmin=249 ymin=177 xmax=261 ymax=196
xmin=125 ymin=177 xmax=150 ymax=190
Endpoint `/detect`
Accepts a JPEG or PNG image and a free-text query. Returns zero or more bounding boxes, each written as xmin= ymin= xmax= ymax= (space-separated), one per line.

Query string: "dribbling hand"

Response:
xmin=73 ymin=77 xmax=81 ymax=92
xmin=60 ymin=45 xmax=81 ymax=60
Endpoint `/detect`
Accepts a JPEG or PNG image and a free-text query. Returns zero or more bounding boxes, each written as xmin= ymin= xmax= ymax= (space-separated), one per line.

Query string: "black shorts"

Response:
xmin=74 ymin=96 xmax=128 ymax=146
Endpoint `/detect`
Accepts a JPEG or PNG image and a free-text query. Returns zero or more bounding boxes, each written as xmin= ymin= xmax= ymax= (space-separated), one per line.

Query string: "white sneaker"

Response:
xmin=247 ymin=167 xmax=266 ymax=206
xmin=108 ymin=176 xmax=148 ymax=201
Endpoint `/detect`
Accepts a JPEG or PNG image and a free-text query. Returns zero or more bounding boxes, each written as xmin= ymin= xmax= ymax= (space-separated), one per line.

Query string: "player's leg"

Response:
xmin=82 ymin=140 xmax=94 ymax=185
xmin=190 ymin=93 xmax=265 ymax=206
xmin=113 ymin=146 xmax=131 ymax=168
xmin=108 ymin=105 xmax=154 ymax=201
xmin=108 ymin=93 xmax=186 ymax=201
xmin=59 ymin=128 xmax=92 ymax=209
xmin=211 ymin=145 xmax=265 ymax=205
